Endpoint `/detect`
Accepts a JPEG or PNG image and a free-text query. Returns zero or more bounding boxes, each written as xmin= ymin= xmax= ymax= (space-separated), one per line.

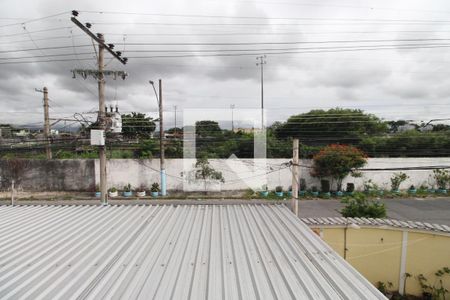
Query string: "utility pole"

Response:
xmin=230 ymin=104 xmax=235 ymax=132
xmin=149 ymin=79 xmax=166 ymax=196
xmin=291 ymin=138 xmax=299 ymax=216
xmin=159 ymin=80 xmax=166 ymax=196
xmin=70 ymin=11 xmax=128 ymax=205
xmin=256 ymin=55 xmax=266 ymax=129
xmin=97 ymin=34 xmax=107 ymax=206
xmin=35 ymin=87 xmax=52 ymax=159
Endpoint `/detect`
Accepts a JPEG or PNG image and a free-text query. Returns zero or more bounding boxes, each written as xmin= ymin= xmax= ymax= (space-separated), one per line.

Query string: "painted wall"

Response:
xmin=0 ymin=159 xmax=95 ymax=191
xmin=1 ymin=157 xmax=448 ymax=192
xmin=312 ymin=226 xmax=450 ymax=296
xmin=96 ymin=157 xmax=450 ymax=191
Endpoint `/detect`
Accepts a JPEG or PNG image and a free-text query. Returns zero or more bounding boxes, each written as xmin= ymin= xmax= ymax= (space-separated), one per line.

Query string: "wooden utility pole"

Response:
xmin=159 ymin=79 xmax=166 ymax=196
xmin=97 ymin=34 xmax=108 ymax=205
xmin=291 ymin=138 xmax=299 ymax=216
xmin=71 ymin=11 xmax=128 ymax=205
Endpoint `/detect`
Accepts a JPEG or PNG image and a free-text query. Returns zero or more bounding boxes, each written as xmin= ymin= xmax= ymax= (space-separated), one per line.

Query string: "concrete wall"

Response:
xmin=97 ymin=157 xmax=450 ymax=191
xmin=0 ymin=159 xmax=95 ymax=191
xmin=312 ymin=226 xmax=450 ymax=296
xmin=1 ymin=157 xmax=449 ymax=192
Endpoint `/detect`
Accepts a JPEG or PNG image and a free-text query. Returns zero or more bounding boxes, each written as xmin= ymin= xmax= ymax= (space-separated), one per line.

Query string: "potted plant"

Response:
xmin=345 ymin=183 xmax=355 ymax=196
xmin=151 ymin=182 xmax=160 ymax=197
xmin=408 ymin=185 xmax=417 ymax=194
xmin=311 ymin=186 xmax=319 ymax=197
xmin=108 ymin=187 xmax=118 ymax=198
xmin=320 ymin=179 xmax=331 ymax=198
xmin=136 ymin=184 xmax=146 ymax=197
xmin=433 ymin=169 xmax=449 ymax=194
xmin=390 ymin=172 xmax=409 ymax=193
xmin=95 ymin=184 xmax=101 ymax=198
xmin=299 ymin=178 xmax=307 ymax=196
xmin=123 ymin=183 xmax=133 ymax=197
xmin=275 ymin=186 xmax=284 ymax=197
xmin=287 ymin=186 xmax=292 ymax=197
xmin=259 ymin=184 xmax=269 ymax=197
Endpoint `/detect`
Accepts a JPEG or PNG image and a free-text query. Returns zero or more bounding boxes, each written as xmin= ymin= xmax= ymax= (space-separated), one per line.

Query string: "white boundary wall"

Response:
xmin=95 ymin=158 xmax=450 ymax=191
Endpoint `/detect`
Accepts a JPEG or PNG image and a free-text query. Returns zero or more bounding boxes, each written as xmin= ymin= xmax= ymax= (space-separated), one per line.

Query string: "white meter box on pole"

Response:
xmin=90 ymin=129 xmax=105 ymax=146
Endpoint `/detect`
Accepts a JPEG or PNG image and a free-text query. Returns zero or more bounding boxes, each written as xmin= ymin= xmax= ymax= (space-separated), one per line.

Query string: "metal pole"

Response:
xmin=98 ymin=33 xmax=107 ymax=205
xmin=291 ymin=138 xmax=299 ymax=216
xmin=43 ymin=87 xmax=52 ymax=159
xmin=256 ymin=55 xmax=266 ymax=129
xmin=174 ymin=105 xmax=177 ymax=134
xmin=230 ymin=104 xmax=235 ymax=132
xmin=159 ymin=79 xmax=166 ymax=196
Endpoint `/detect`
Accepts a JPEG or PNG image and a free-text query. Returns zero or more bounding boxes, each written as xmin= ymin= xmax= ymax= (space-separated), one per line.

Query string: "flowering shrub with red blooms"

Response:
xmin=311 ymin=144 xmax=367 ymax=190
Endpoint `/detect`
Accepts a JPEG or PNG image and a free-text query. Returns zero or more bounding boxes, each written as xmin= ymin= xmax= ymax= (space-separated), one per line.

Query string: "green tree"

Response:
xmin=275 ymin=108 xmax=388 ymax=145
xmin=121 ymin=112 xmax=156 ymax=139
xmin=311 ymin=144 xmax=367 ymax=191
xmin=195 ymin=120 xmax=222 ymax=137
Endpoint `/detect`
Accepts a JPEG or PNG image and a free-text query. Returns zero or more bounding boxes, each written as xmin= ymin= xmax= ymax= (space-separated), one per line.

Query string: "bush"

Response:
xmin=346 ymin=183 xmax=355 ymax=193
xmin=390 ymin=172 xmax=409 ymax=191
xmin=320 ymin=179 xmax=330 ymax=193
xmin=433 ymin=169 xmax=450 ymax=190
xmin=299 ymin=178 xmax=307 ymax=191
xmin=340 ymin=194 xmax=387 ymax=218
xmin=151 ymin=183 xmax=160 ymax=192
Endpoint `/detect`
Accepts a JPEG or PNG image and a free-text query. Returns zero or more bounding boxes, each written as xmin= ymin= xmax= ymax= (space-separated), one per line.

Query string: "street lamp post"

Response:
xmin=256 ymin=55 xmax=266 ymax=129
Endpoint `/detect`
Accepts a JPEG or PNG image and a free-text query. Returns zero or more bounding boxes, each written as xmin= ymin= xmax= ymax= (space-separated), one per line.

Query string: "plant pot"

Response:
xmin=408 ymin=189 xmax=417 ymax=194
xmin=108 ymin=191 xmax=118 ymax=197
xmin=311 ymin=191 xmax=319 ymax=197
xmin=275 ymin=192 xmax=284 ymax=197
xmin=287 ymin=191 xmax=292 ymax=197
xmin=136 ymin=191 xmax=146 ymax=197
xmin=321 ymin=192 xmax=331 ymax=198
xmin=123 ymin=191 xmax=133 ymax=197
xmin=299 ymin=190 xmax=306 ymax=197
xmin=437 ymin=189 xmax=447 ymax=194
xmin=335 ymin=191 xmax=343 ymax=197
xmin=344 ymin=191 xmax=354 ymax=196
xmin=95 ymin=191 xmax=101 ymax=198
xmin=391 ymin=189 xmax=400 ymax=194
xmin=259 ymin=191 xmax=269 ymax=197
xmin=151 ymin=191 xmax=159 ymax=197
xmin=427 ymin=188 xmax=435 ymax=194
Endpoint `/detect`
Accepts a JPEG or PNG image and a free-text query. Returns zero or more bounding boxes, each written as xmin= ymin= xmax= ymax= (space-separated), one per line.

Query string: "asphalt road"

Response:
xmin=298 ymin=197 xmax=450 ymax=226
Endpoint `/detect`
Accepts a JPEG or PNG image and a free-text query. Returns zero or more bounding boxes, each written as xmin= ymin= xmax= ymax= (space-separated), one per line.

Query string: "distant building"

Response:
xmin=0 ymin=126 xmax=12 ymax=138
xmin=233 ymin=127 xmax=255 ymax=134
xmin=13 ymin=129 xmax=29 ymax=137
xmin=397 ymin=124 xmax=416 ymax=132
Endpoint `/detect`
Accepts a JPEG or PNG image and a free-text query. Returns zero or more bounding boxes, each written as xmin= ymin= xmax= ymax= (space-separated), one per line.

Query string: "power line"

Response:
xmin=78 ymin=10 xmax=450 ymax=23
xmin=0 ymin=11 xmax=69 ymax=28
xmin=0 ymin=44 xmax=91 ymax=54
xmin=114 ymin=38 xmax=450 ymax=46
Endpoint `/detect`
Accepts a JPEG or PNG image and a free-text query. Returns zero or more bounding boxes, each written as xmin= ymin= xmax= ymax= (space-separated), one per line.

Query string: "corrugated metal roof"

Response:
xmin=301 ymin=217 xmax=450 ymax=234
xmin=0 ymin=204 xmax=386 ymax=300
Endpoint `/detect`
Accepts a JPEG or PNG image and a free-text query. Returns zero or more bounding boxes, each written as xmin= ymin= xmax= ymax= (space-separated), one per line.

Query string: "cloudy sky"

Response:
xmin=1 ymin=0 xmax=450 ymax=130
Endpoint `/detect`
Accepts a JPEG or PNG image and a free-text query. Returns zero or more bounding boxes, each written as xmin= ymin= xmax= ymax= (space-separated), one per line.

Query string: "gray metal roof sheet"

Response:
xmin=301 ymin=217 xmax=450 ymax=234
xmin=0 ymin=204 xmax=386 ymax=300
